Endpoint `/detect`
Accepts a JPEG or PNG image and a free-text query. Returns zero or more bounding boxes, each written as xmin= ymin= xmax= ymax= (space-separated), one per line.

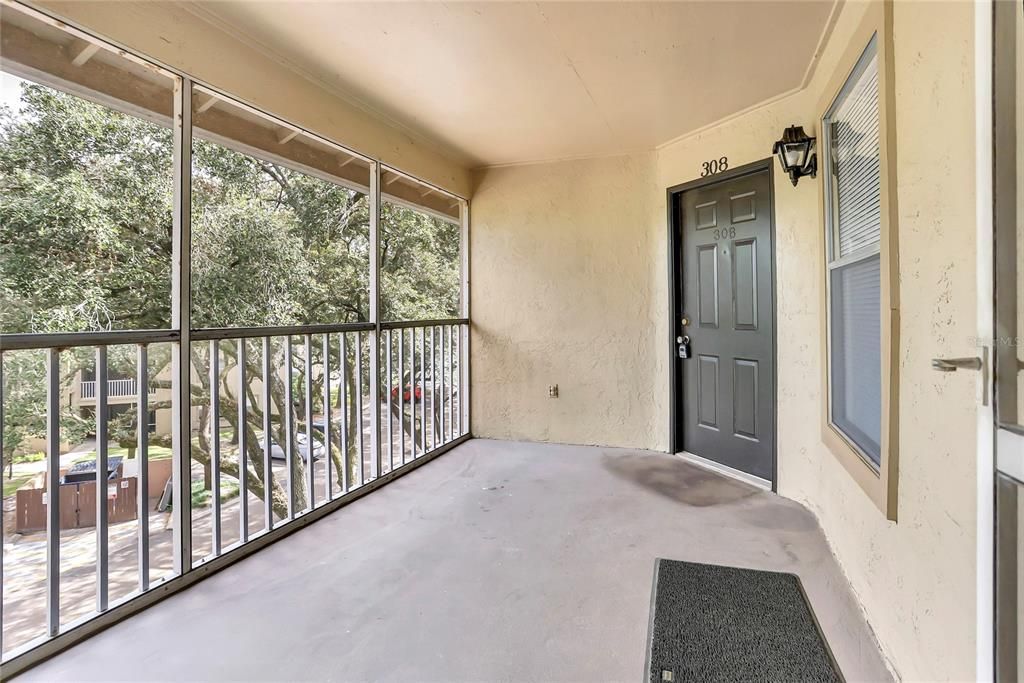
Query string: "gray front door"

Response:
xmin=680 ymin=168 xmax=775 ymax=481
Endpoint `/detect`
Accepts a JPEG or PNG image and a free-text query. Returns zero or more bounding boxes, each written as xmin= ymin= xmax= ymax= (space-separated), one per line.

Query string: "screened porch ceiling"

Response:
xmin=0 ymin=3 xmax=462 ymax=221
xmin=183 ymin=0 xmax=840 ymax=168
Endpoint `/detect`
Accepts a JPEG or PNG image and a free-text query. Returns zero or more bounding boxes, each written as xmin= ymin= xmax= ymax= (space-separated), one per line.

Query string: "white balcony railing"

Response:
xmin=80 ymin=378 xmax=156 ymax=399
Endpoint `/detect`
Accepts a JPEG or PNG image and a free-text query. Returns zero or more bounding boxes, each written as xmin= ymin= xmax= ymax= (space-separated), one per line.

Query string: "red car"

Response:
xmin=391 ymin=384 xmax=423 ymax=403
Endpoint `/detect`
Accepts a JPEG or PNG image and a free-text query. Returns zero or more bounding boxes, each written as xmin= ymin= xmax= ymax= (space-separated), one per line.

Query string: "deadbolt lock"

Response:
xmin=678 ymin=335 xmax=691 ymax=359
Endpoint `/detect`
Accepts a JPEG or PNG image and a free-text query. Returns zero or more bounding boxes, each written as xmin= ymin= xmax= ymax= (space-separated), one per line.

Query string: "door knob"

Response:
xmin=931 ymin=357 xmax=983 ymax=372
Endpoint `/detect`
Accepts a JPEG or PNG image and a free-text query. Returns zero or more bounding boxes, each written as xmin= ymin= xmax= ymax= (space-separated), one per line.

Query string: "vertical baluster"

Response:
xmin=386 ymin=329 xmax=393 ymax=472
xmin=262 ymin=337 xmax=273 ymax=530
xmin=137 ymin=344 xmax=150 ymax=591
xmin=237 ymin=338 xmax=248 ymax=543
xmin=445 ymin=325 xmax=452 ymax=443
xmin=284 ymin=336 xmax=295 ymax=519
xmin=209 ymin=340 xmax=221 ymax=556
xmin=398 ymin=327 xmax=405 ymax=465
xmin=439 ymin=327 xmax=445 ymax=445
xmin=304 ymin=334 xmax=315 ymax=512
xmin=369 ymin=328 xmax=382 ymax=485
xmin=419 ymin=327 xmax=427 ymax=456
xmin=438 ymin=326 xmax=445 ymax=445
xmin=408 ymin=328 xmax=415 ymax=461
xmin=322 ymin=334 xmax=333 ymax=503
xmin=406 ymin=329 xmax=412 ymax=461
xmin=340 ymin=332 xmax=349 ymax=494
xmin=355 ymin=332 xmax=365 ymax=486
xmin=449 ymin=325 xmax=455 ymax=442
xmin=453 ymin=326 xmax=460 ymax=437
xmin=46 ymin=349 xmax=60 ymax=636
xmin=430 ymin=327 xmax=436 ymax=450
xmin=95 ymin=346 xmax=109 ymax=610
xmin=460 ymin=323 xmax=468 ymax=437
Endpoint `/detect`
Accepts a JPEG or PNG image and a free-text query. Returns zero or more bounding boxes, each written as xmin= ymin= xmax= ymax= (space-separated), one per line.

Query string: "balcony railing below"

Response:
xmin=80 ymin=378 xmax=156 ymax=400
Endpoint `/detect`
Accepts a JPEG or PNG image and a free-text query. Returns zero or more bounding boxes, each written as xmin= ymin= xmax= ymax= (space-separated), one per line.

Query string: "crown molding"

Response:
xmin=655 ymin=0 xmax=842 ymax=153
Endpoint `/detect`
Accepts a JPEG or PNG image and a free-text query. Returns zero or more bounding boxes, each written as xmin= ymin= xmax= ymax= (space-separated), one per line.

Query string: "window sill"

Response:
xmin=822 ymin=422 xmax=897 ymax=521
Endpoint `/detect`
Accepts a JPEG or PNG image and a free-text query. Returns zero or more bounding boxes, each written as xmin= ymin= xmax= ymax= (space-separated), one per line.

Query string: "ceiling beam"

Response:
xmin=71 ymin=43 xmax=100 ymax=67
xmin=196 ymin=94 xmax=219 ymax=114
xmin=277 ymin=129 xmax=299 ymax=145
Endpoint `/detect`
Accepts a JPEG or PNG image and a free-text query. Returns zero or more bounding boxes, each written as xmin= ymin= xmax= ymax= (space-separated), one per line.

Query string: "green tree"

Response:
xmin=0 ymin=80 xmax=459 ymax=516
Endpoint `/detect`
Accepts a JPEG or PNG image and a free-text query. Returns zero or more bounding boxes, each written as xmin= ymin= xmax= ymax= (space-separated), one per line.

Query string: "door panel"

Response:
xmin=697 ymin=355 xmax=720 ymax=430
xmin=733 ymin=359 xmax=759 ymax=441
xmin=680 ymin=168 xmax=774 ymax=481
xmin=733 ymin=238 xmax=758 ymax=330
xmin=697 ymin=245 xmax=719 ymax=327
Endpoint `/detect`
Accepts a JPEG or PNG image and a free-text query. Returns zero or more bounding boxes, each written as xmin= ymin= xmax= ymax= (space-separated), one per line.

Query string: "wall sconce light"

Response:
xmin=772 ymin=124 xmax=817 ymax=186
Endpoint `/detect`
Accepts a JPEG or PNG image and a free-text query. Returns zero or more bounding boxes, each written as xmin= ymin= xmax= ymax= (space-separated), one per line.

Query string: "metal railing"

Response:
xmin=381 ymin=321 xmax=467 ymax=474
xmin=0 ymin=319 xmax=470 ymax=663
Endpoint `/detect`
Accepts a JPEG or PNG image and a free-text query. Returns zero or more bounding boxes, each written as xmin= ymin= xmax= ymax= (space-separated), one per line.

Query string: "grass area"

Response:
xmin=72 ymin=443 xmax=173 ymax=465
xmin=191 ymin=479 xmax=240 ymax=509
xmin=13 ymin=451 xmax=45 ymax=464
xmin=68 ymin=428 xmax=255 ymax=468
xmin=109 ymin=444 xmax=173 ymax=461
xmin=3 ymin=472 xmax=34 ymax=497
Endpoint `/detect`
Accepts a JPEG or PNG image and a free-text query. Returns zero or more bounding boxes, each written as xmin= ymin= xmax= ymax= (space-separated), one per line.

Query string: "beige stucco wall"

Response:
xmin=36 ymin=1 xmax=472 ymax=198
xmin=470 ymin=153 xmax=664 ymax=449
xmin=472 ymin=2 xmax=980 ymax=680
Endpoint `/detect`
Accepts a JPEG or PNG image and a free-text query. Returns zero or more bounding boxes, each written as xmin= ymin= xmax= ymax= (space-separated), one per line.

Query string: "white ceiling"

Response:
xmin=187 ymin=1 xmax=837 ymax=169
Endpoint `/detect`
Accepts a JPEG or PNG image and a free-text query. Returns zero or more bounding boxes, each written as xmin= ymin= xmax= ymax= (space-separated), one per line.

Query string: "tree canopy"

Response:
xmin=0 ymin=78 xmax=460 ymax=509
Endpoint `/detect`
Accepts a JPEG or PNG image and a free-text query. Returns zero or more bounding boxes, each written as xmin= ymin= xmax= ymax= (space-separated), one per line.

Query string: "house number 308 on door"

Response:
xmin=700 ymin=157 xmax=729 ymax=176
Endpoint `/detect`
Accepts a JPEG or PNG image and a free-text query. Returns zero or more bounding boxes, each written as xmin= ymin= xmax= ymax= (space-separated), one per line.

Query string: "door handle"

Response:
xmin=931 ymin=356 xmax=983 ymax=372
xmin=931 ymin=348 xmax=990 ymax=407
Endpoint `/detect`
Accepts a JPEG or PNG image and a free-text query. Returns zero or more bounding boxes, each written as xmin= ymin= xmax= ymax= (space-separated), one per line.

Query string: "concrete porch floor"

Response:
xmin=18 ymin=439 xmax=892 ymax=682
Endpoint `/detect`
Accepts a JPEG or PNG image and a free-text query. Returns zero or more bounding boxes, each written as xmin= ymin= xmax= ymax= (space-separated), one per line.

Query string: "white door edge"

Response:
xmin=997 ymin=429 xmax=1024 ymax=484
xmin=676 ymin=450 xmax=772 ymax=491
xmin=974 ymin=1 xmax=995 ymax=678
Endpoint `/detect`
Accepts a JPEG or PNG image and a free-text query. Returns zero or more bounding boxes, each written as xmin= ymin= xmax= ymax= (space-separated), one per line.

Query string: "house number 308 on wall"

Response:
xmin=700 ymin=157 xmax=729 ymax=177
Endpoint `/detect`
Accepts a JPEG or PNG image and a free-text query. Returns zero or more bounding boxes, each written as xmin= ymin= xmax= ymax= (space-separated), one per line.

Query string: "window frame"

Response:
xmin=822 ymin=36 xmax=883 ymax=467
xmin=817 ymin=2 xmax=901 ymax=521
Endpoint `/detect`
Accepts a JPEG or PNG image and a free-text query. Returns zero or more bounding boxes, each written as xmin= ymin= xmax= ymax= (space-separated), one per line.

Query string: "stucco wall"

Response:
xmin=36 ymin=1 xmax=471 ymax=198
xmin=471 ymin=2 xmax=980 ymax=680
xmin=470 ymin=153 xmax=664 ymax=449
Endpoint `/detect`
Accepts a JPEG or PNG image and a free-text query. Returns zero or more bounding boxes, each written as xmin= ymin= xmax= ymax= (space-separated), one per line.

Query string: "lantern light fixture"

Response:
xmin=772 ymin=124 xmax=817 ymax=186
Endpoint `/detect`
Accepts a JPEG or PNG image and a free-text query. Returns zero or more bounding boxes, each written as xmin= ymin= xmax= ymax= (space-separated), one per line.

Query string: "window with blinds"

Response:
xmin=824 ymin=36 xmax=882 ymax=467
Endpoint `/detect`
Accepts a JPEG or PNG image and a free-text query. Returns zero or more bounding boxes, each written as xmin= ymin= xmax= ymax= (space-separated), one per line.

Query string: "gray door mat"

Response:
xmin=645 ymin=559 xmax=842 ymax=683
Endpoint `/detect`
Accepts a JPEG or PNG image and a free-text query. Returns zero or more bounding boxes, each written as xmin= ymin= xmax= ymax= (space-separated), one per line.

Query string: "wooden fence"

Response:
xmin=15 ymin=478 xmax=138 ymax=533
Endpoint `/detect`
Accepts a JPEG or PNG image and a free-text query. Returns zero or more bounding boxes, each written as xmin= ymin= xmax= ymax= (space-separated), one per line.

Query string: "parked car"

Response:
xmin=257 ymin=432 xmax=325 ymax=463
xmin=391 ymin=384 xmax=423 ymax=403
xmin=61 ymin=457 xmax=123 ymax=485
